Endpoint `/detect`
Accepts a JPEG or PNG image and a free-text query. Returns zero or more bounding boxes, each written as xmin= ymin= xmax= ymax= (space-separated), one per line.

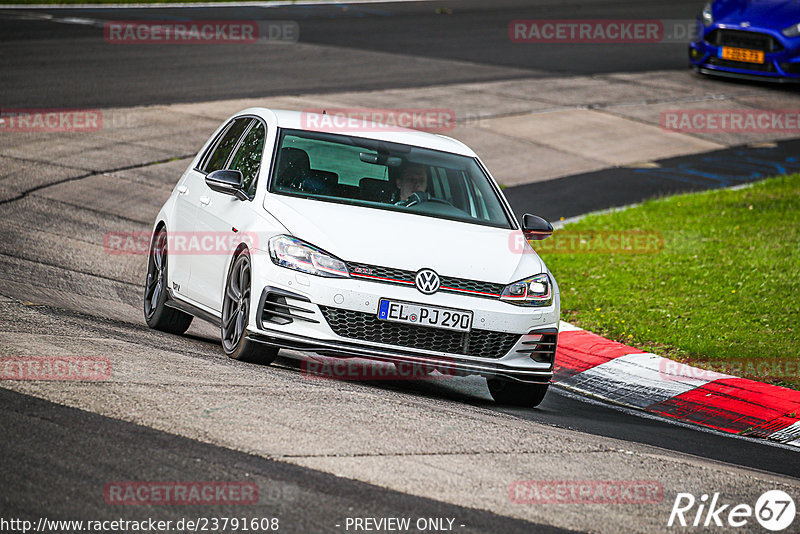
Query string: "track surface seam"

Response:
xmin=0 ymin=154 xmax=194 ymax=206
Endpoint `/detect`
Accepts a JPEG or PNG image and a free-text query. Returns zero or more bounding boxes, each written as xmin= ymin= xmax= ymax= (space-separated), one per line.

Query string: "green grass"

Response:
xmin=535 ymin=174 xmax=800 ymax=389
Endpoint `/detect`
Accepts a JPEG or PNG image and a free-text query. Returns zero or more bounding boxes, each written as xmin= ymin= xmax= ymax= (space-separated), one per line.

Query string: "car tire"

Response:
xmin=221 ymin=250 xmax=278 ymax=365
xmin=487 ymin=378 xmax=549 ymax=407
xmin=143 ymin=228 xmax=193 ymax=335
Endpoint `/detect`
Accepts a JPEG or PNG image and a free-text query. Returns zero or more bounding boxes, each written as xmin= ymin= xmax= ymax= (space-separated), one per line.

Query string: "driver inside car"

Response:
xmin=392 ymin=163 xmax=429 ymax=205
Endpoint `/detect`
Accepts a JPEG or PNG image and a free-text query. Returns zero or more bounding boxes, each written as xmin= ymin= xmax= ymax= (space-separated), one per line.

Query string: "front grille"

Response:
xmin=319 ymin=306 xmax=521 ymax=359
xmin=780 ymin=62 xmax=800 ymax=74
xmin=347 ymin=262 xmax=505 ymax=298
xmin=440 ymin=275 xmax=504 ymax=296
xmin=706 ymin=29 xmax=783 ymax=52
xmin=349 ymin=263 xmax=415 ymax=285
xmin=707 ymin=56 xmax=777 ymax=72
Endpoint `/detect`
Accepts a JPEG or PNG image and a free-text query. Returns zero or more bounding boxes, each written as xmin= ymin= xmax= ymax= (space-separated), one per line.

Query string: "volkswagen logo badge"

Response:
xmin=415 ymin=269 xmax=441 ymax=295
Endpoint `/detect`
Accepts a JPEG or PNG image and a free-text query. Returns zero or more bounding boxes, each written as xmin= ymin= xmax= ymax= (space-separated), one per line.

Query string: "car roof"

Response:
xmin=236 ymin=108 xmax=477 ymax=157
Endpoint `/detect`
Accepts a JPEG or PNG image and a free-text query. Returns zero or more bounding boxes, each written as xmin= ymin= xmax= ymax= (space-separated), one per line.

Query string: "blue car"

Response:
xmin=689 ymin=0 xmax=800 ymax=81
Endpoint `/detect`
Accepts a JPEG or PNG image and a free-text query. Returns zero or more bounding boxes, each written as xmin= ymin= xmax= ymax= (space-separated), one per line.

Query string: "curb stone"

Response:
xmin=554 ymin=321 xmax=800 ymax=447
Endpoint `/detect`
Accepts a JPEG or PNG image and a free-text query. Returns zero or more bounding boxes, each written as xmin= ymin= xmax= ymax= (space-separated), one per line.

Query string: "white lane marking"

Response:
xmin=0 ymin=11 xmax=106 ymax=27
xmin=60 ymin=16 xmax=100 ymax=25
xmin=559 ymin=352 xmax=732 ymax=409
xmin=2 ymin=12 xmax=299 ymax=43
xmin=0 ymin=0 xmax=428 ymax=9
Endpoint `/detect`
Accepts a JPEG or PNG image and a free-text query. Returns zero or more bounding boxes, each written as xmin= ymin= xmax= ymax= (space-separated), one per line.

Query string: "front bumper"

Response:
xmin=246 ymin=258 xmax=560 ymax=383
xmin=689 ymin=25 xmax=800 ymax=81
xmin=246 ymin=327 xmax=554 ymax=384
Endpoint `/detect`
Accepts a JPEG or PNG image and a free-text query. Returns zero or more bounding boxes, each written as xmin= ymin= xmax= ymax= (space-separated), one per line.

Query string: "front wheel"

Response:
xmin=487 ymin=378 xmax=549 ymax=408
xmin=221 ymin=250 xmax=278 ymax=365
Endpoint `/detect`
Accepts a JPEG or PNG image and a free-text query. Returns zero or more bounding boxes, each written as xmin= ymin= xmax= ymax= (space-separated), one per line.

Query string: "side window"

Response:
xmin=229 ymin=121 xmax=266 ymax=197
xmin=201 ymin=118 xmax=252 ymax=173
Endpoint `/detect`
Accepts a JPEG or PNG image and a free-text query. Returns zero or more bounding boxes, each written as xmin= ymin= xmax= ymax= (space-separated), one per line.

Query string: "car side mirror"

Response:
xmin=521 ymin=213 xmax=553 ymax=241
xmin=205 ymin=169 xmax=248 ymax=201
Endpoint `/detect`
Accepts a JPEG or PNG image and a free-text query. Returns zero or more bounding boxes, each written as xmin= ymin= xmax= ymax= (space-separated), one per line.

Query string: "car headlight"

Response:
xmin=268 ymin=235 xmax=349 ymax=278
xmin=783 ymin=23 xmax=800 ymax=37
xmin=500 ymin=273 xmax=552 ymax=307
xmin=701 ymin=2 xmax=714 ymax=27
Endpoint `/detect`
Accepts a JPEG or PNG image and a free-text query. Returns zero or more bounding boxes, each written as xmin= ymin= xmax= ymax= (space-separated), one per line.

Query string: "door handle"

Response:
xmin=177 ymin=185 xmax=188 ymax=195
xmin=199 ymin=196 xmax=210 ymax=206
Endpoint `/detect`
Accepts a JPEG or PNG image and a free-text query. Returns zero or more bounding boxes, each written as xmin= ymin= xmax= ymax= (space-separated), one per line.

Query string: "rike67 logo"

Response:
xmin=668 ymin=490 xmax=795 ymax=531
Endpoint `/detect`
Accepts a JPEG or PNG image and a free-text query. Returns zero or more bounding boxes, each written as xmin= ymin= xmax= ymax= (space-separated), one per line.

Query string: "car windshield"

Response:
xmin=269 ymin=129 xmax=513 ymax=229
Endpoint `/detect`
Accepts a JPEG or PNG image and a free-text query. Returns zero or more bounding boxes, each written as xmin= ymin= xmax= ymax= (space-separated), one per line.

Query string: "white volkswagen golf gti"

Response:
xmin=144 ymin=108 xmax=560 ymax=407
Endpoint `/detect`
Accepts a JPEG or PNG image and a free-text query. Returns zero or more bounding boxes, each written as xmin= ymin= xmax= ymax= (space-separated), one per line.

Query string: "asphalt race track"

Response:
xmin=2 ymin=1 xmax=800 ymax=533
xmin=0 ymin=387 xmax=568 ymax=533
xmin=506 ymin=138 xmax=800 ymax=221
xmin=1 ymin=0 xmax=702 ymax=108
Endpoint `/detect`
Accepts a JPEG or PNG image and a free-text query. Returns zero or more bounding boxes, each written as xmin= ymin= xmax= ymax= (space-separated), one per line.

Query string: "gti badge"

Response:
xmin=415 ymin=269 xmax=440 ymax=294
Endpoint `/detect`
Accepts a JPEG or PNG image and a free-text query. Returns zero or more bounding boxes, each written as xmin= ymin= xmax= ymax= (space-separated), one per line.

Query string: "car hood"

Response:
xmin=714 ymin=0 xmax=800 ymax=29
xmin=263 ymin=195 xmax=545 ymax=285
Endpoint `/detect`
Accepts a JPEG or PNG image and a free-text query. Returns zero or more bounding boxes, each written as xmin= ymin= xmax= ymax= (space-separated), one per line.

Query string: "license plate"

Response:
xmin=720 ymin=46 xmax=764 ymax=64
xmin=378 ymin=299 xmax=473 ymax=332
